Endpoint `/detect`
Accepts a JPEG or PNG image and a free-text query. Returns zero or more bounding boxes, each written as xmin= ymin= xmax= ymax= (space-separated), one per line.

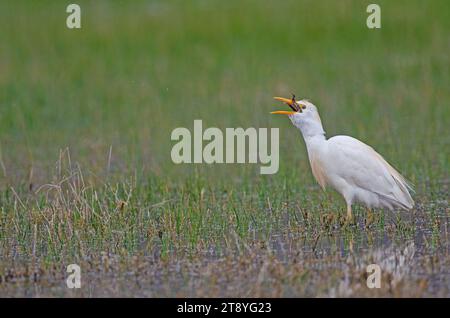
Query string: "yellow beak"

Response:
xmin=273 ymin=96 xmax=295 ymax=106
xmin=271 ymin=96 xmax=299 ymax=115
xmin=270 ymin=110 xmax=296 ymax=115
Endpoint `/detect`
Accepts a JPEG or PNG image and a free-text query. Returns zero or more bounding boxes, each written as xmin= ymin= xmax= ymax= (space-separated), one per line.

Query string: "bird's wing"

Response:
xmin=327 ymin=136 xmax=414 ymax=209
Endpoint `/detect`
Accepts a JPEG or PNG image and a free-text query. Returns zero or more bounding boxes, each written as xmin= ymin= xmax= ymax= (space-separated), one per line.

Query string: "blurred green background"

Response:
xmin=0 ymin=0 xmax=448 ymax=188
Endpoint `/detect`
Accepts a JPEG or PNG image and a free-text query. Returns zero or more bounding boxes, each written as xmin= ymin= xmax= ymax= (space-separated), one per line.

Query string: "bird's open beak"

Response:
xmin=271 ymin=96 xmax=300 ymax=115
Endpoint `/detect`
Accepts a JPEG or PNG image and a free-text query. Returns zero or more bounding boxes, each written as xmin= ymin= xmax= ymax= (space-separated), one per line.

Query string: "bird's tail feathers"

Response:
xmin=388 ymin=169 xmax=415 ymax=209
xmin=373 ymin=151 xmax=415 ymax=209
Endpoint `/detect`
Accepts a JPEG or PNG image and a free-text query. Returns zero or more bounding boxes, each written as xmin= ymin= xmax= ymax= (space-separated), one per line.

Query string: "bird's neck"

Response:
xmin=296 ymin=114 xmax=328 ymax=172
xmin=298 ymin=118 xmax=326 ymax=140
xmin=302 ymin=134 xmax=327 ymax=151
xmin=301 ymin=134 xmax=328 ymax=173
xmin=297 ymin=116 xmax=326 ymax=139
xmin=299 ymin=122 xmax=327 ymax=157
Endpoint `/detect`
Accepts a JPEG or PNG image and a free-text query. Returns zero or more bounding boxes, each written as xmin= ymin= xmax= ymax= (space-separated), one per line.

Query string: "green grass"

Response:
xmin=0 ymin=0 xmax=449 ymax=297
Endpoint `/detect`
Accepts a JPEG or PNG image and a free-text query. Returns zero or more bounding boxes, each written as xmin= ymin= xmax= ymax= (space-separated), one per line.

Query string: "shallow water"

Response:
xmin=1 ymin=202 xmax=448 ymax=297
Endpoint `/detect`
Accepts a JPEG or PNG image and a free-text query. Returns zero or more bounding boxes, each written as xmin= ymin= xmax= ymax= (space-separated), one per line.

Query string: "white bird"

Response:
xmin=271 ymin=95 xmax=414 ymax=221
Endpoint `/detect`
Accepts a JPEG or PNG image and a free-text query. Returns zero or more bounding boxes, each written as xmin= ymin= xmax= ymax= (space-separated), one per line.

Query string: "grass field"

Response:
xmin=0 ymin=0 xmax=449 ymax=297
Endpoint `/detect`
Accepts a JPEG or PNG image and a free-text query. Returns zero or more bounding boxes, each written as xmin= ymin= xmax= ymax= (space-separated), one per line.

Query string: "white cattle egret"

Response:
xmin=272 ymin=95 xmax=414 ymax=221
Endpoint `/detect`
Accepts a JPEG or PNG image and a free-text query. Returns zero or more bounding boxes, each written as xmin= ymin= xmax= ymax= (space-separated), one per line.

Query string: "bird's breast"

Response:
xmin=309 ymin=155 xmax=328 ymax=190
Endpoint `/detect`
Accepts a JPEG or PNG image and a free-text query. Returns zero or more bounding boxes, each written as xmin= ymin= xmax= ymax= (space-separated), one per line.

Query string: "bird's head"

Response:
xmin=271 ymin=95 xmax=325 ymax=137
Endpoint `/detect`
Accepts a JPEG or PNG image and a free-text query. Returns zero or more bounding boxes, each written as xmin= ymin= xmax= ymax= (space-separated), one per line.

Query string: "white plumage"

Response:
xmin=272 ymin=96 xmax=414 ymax=221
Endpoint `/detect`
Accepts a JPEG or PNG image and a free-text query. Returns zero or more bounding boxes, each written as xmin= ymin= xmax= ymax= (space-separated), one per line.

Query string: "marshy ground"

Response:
xmin=0 ymin=0 xmax=449 ymax=297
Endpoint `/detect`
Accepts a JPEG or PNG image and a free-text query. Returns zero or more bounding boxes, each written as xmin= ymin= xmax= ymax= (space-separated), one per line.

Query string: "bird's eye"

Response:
xmin=301 ymin=105 xmax=306 ymax=109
